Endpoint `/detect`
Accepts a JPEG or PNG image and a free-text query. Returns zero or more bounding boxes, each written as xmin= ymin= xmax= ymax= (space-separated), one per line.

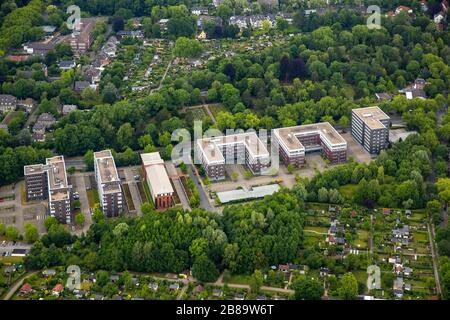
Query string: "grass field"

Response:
xmin=86 ymin=189 xmax=99 ymax=208
xmin=122 ymin=183 xmax=135 ymax=211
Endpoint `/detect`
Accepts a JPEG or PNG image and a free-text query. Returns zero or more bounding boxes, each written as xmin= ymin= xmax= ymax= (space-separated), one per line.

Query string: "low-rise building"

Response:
xmin=0 ymin=94 xmax=17 ymax=113
xmin=58 ymin=60 xmax=76 ymax=70
xmin=62 ymin=104 xmax=78 ymax=116
xmin=17 ymin=98 xmax=36 ymax=113
xmin=141 ymin=152 xmax=174 ymax=209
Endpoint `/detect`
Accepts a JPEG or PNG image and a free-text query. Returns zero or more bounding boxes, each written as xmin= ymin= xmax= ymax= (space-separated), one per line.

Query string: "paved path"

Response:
xmin=428 ymin=222 xmax=442 ymax=297
xmin=3 ymin=271 xmax=38 ymax=300
xmin=150 ymin=58 xmax=173 ymax=94
xmin=188 ymin=164 xmax=214 ymax=212
xmin=304 ymin=230 xmax=327 ymax=235
xmin=74 ymin=175 xmax=92 ymax=234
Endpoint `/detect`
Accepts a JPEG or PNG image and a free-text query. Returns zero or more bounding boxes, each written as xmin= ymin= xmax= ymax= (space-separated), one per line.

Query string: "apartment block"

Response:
xmin=46 ymin=156 xmax=73 ymax=224
xmin=94 ymin=150 xmax=123 ymax=217
xmin=24 ymin=164 xmax=48 ymax=201
xmin=67 ymin=17 xmax=96 ymax=54
xmin=351 ymin=107 xmax=390 ymax=154
xmin=141 ymin=152 xmax=174 ymax=209
xmin=272 ymin=122 xmax=347 ymax=167
xmin=24 ymin=156 xmax=73 ymax=224
xmin=196 ymin=132 xmax=271 ymax=181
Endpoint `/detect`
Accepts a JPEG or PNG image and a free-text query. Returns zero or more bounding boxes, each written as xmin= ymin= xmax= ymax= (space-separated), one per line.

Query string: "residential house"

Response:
xmin=58 ymin=60 xmax=76 ymax=70
xmin=62 ymin=104 xmax=78 ymax=116
xmin=0 ymin=94 xmax=17 ymax=113
xmin=149 ymin=282 xmax=159 ymax=291
xmin=403 ymin=267 xmax=413 ymax=277
xmin=394 ymin=263 xmax=403 ymax=276
xmin=197 ymin=31 xmax=207 ymax=40
xmin=229 ymin=16 xmax=248 ymax=30
xmin=393 ymin=277 xmax=404 ymax=298
xmin=212 ymin=288 xmax=223 ymax=297
xmin=191 ymin=6 xmax=209 ymax=15
xmin=20 ymin=283 xmax=33 ymax=295
xmin=52 ymin=284 xmax=64 ymax=296
xmin=36 ymin=113 xmax=56 ymax=128
xmin=197 ymin=15 xmax=222 ymax=29
xmin=234 ymin=293 xmax=245 ymax=300
xmin=42 ymin=269 xmax=57 ymax=277
xmin=41 ymin=25 xmax=57 ymax=36
xmin=159 ymin=19 xmax=169 ymax=31
xmin=74 ymin=81 xmax=91 ymax=94
xmin=32 ymin=122 xmax=46 ymax=142
xmin=193 ymin=285 xmax=204 ymax=295
xmin=383 ymin=208 xmax=391 ymax=215
xmin=116 ymin=30 xmax=144 ymax=40
xmin=399 ymin=78 xmax=427 ymax=100
xmin=169 ymin=283 xmax=180 ymax=291
xmin=395 ymin=6 xmax=413 ymax=15
xmin=212 ymin=0 xmax=224 ymax=7
xmin=17 ymin=98 xmax=36 ymax=114
xmin=375 ymin=92 xmax=393 ymax=102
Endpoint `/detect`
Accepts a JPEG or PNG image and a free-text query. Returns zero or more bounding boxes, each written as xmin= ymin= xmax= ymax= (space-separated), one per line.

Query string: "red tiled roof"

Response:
xmin=53 ymin=284 xmax=64 ymax=293
xmin=20 ymin=283 xmax=32 ymax=293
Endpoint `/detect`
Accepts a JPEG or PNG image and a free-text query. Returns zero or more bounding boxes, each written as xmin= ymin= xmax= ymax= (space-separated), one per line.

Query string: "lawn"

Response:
xmin=0 ymin=256 xmax=23 ymax=264
xmin=304 ymin=226 xmax=328 ymax=234
xmin=86 ymin=189 xmax=99 ymax=208
xmin=122 ymin=183 xmax=135 ymax=211
xmin=225 ymin=274 xmax=253 ymax=285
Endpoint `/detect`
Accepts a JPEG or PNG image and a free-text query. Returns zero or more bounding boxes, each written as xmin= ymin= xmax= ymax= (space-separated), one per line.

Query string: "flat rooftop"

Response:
xmin=273 ymin=122 xmax=346 ymax=152
xmin=352 ymin=106 xmax=390 ymax=130
xmin=94 ymin=150 xmax=121 ymax=193
xmin=197 ymin=132 xmax=270 ymax=164
xmin=217 ymin=184 xmax=280 ymax=204
xmin=24 ymin=163 xmax=47 ymax=176
xmin=141 ymin=152 xmax=174 ymax=197
xmin=46 ymin=155 xmax=70 ymax=201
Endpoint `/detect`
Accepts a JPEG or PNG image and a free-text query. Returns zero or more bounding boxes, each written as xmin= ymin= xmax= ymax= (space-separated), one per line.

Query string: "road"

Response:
xmin=188 ymin=164 xmax=214 ymax=212
xmin=65 ymin=157 xmax=87 ymax=171
xmin=73 ymin=174 xmax=92 ymax=234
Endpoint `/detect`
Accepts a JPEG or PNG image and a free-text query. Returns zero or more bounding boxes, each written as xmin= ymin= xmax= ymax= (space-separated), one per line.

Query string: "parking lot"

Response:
xmin=0 ymin=240 xmax=32 ymax=257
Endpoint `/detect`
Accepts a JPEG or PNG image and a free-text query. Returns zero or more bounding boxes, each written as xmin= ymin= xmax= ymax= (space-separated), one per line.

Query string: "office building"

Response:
xmin=351 ymin=107 xmax=390 ymax=154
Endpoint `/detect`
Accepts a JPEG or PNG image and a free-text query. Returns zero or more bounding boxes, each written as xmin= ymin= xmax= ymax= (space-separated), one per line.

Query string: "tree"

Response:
xmin=337 ymin=273 xmax=359 ymax=300
xmin=191 ymin=255 xmax=219 ymax=282
xmin=291 ymin=277 xmax=324 ymax=300
xmin=5 ymin=225 xmax=19 ymax=240
xmin=249 ymin=269 xmax=264 ymax=294
xmin=173 ymin=37 xmax=202 ymax=58
xmin=0 ymin=223 xmax=5 ymax=235
xmin=24 ymin=223 xmax=39 ymax=243
xmin=75 ymin=213 xmax=85 ymax=227
xmin=44 ymin=217 xmax=59 ymax=231
xmin=112 ymin=17 xmax=124 ymax=32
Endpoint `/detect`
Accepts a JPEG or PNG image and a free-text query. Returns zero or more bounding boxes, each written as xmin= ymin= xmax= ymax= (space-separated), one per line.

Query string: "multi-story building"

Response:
xmin=67 ymin=17 xmax=96 ymax=54
xmin=141 ymin=152 xmax=174 ymax=209
xmin=94 ymin=150 xmax=123 ymax=217
xmin=24 ymin=164 xmax=48 ymax=201
xmin=272 ymin=122 xmax=347 ymax=167
xmin=24 ymin=156 xmax=73 ymax=224
xmin=351 ymin=106 xmax=391 ymax=154
xmin=196 ymin=132 xmax=270 ymax=181
xmin=46 ymin=156 xmax=73 ymax=224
